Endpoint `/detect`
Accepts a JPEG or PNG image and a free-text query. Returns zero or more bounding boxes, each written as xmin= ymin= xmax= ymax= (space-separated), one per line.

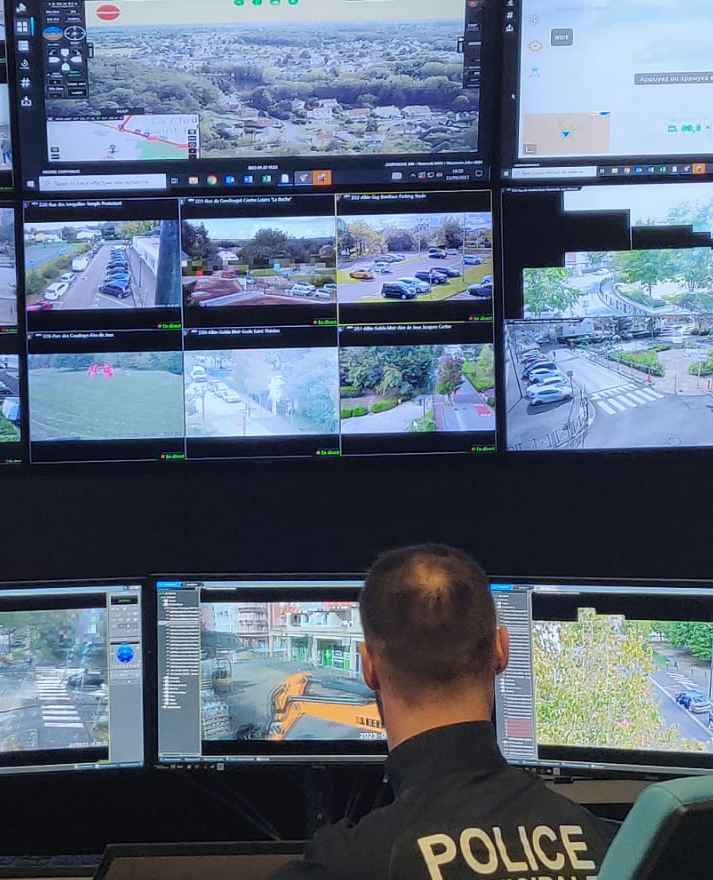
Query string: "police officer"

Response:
xmin=271 ymin=544 xmax=615 ymax=880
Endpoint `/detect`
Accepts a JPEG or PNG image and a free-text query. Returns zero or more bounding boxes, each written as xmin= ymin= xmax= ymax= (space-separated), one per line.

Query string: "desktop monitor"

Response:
xmin=12 ymin=0 xmax=496 ymax=196
xmin=0 ymin=579 xmax=145 ymax=775
xmin=491 ymin=577 xmax=713 ymax=778
xmin=501 ymin=179 xmax=713 ymax=452
xmin=155 ymin=578 xmax=388 ymax=764
xmin=501 ymin=0 xmax=713 ymax=183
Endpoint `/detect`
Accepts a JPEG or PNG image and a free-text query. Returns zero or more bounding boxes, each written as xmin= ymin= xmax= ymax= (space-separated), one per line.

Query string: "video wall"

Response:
xmin=3 ymin=0 xmax=713 ymax=463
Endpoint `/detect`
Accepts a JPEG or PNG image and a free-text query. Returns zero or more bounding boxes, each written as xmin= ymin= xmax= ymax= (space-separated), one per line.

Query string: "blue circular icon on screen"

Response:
xmin=117 ymin=644 xmax=134 ymax=663
xmin=42 ymin=26 xmax=64 ymax=41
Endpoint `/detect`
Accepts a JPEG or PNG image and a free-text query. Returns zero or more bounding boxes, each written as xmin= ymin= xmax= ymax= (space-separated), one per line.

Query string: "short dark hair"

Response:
xmin=359 ymin=544 xmax=496 ymax=695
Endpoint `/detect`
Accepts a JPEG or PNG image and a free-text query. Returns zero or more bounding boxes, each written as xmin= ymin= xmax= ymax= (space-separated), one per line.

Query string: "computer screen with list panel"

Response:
xmin=0 ymin=579 xmax=145 ymax=775
xmin=491 ymin=578 xmax=713 ymax=777
xmin=156 ymin=578 xmax=388 ymax=764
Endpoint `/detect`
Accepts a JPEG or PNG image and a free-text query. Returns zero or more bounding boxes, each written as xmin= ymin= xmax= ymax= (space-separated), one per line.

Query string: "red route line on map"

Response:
xmin=93 ymin=115 xmax=191 ymax=149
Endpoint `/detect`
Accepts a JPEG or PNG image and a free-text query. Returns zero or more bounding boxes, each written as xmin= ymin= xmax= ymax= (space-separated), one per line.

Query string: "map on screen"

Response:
xmin=518 ymin=0 xmax=713 ymax=159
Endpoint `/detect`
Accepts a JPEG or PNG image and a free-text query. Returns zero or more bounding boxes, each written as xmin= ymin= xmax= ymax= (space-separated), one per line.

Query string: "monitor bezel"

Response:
xmin=490 ymin=574 xmax=713 ymax=780
xmin=152 ymin=573 xmax=391 ymax=766
xmin=0 ymin=576 xmax=150 ymax=777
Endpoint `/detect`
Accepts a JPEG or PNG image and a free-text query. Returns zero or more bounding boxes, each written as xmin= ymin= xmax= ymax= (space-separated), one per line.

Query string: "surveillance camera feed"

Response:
xmin=24 ymin=218 xmax=181 ymax=313
xmin=184 ymin=348 xmax=339 ymax=440
xmin=0 ymin=608 xmax=108 ymax=754
xmin=339 ymin=344 xmax=495 ymax=436
xmin=502 ymin=181 xmax=713 ymax=451
xmin=0 ymin=208 xmax=16 ymax=327
xmin=493 ymin=582 xmax=713 ymax=775
xmin=334 ymin=189 xmax=494 ymax=324
xmin=15 ymin=0 xmax=491 ymax=192
xmin=201 ymin=601 xmax=379 ymax=744
xmin=0 ymin=582 xmax=144 ymax=775
xmin=0 ymin=354 xmax=20 ymax=447
xmin=156 ymin=581 xmax=385 ymax=764
xmin=28 ymin=351 xmax=185 ymax=443
xmin=181 ymin=214 xmax=337 ymax=310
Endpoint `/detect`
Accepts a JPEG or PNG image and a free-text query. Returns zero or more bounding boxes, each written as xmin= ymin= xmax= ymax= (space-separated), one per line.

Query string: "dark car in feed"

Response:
xmin=433 ymin=265 xmax=461 ymax=278
xmin=381 ymin=281 xmax=417 ymax=300
xmin=101 ymin=280 xmax=132 ymax=298
xmin=415 ymin=270 xmax=448 ymax=285
xmin=68 ymin=668 xmax=105 ymax=690
xmin=468 ymin=282 xmax=492 ymax=298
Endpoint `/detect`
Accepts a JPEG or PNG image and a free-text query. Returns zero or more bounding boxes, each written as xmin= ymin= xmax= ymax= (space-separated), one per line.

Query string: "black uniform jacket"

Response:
xmin=271 ymin=721 xmax=616 ymax=880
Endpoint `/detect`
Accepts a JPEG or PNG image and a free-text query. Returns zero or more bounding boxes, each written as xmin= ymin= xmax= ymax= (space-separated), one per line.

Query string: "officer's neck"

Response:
xmin=382 ymin=683 xmax=493 ymax=751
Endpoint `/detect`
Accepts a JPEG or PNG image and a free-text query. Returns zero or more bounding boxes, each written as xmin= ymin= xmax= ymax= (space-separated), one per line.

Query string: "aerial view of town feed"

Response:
xmin=199 ymin=601 xmax=381 ymax=742
xmin=533 ymin=610 xmax=713 ymax=757
xmin=182 ymin=215 xmax=336 ymax=309
xmin=25 ymin=220 xmax=181 ymax=312
xmin=0 ymin=608 xmax=109 ymax=754
xmin=46 ymin=0 xmax=477 ymax=161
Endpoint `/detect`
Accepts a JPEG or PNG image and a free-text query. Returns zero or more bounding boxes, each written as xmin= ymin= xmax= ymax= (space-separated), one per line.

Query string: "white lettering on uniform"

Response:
xmin=561 ymin=826 xmax=596 ymax=871
xmin=459 ymin=828 xmax=499 ymax=874
xmin=492 ymin=827 xmax=528 ymax=872
xmin=516 ymin=826 xmax=540 ymax=870
xmin=417 ymin=833 xmax=457 ymax=880
xmin=417 ymin=826 xmax=598 ymax=879
xmin=531 ymin=826 xmax=565 ymax=871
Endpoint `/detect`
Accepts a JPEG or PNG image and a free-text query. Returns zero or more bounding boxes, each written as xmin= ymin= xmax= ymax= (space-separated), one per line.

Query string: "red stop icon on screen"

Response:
xmin=96 ymin=4 xmax=121 ymax=20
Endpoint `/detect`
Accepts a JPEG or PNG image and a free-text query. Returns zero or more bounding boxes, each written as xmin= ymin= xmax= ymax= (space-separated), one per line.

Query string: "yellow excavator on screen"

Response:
xmin=268 ymin=672 xmax=384 ymax=740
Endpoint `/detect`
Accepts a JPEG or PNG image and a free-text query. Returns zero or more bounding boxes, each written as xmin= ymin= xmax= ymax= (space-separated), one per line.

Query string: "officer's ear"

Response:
xmin=493 ymin=625 xmax=509 ymax=676
xmin=359 ymin=641 xmax=381 ymax=692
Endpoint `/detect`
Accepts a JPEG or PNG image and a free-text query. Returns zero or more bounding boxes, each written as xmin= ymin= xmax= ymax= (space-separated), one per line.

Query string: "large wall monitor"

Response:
xmin=22 ymin=190 xmax=495 ymax=463
xmin=0 ymin=579 xmax=145 ymax=775
xmin=501 ymin=0 xmax=713 ymax=183
xmin=13 ymin=0 xmax=495 ymax=196
xmin=491 ymin=578 xmax=713 ymax=777
xmin=155 ymin=578 xmax=388 ymax=764
xmin=501 ymin=180 xmax=713 ymax=452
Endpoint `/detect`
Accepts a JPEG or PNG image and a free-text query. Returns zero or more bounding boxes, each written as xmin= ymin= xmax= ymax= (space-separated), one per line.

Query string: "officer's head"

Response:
xmin=359 ymin=544 xmax=508 ymax=742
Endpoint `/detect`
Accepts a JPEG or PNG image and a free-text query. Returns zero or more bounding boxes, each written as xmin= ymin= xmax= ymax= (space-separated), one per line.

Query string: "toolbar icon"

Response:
xmin=20 ymin=96 xmax=32 ymax=107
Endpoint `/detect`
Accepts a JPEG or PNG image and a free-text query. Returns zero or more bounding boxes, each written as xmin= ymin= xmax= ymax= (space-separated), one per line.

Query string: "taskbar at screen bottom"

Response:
xmin=0 ymin=745 xmax=142 ymax=775
xmin=510 ymin=747 xmax=713 ymax=779
xmin=158 ymin=754 xmax=387 ymax=767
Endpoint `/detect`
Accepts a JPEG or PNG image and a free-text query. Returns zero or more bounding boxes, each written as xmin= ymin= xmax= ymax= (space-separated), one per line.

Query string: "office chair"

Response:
xmin=598 ymin=775 xmax=713 ymax=880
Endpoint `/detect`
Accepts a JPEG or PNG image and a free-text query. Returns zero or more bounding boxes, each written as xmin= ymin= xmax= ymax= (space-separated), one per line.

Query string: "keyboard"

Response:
xmin=0 ymin=854 xmax=101 ymax=877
